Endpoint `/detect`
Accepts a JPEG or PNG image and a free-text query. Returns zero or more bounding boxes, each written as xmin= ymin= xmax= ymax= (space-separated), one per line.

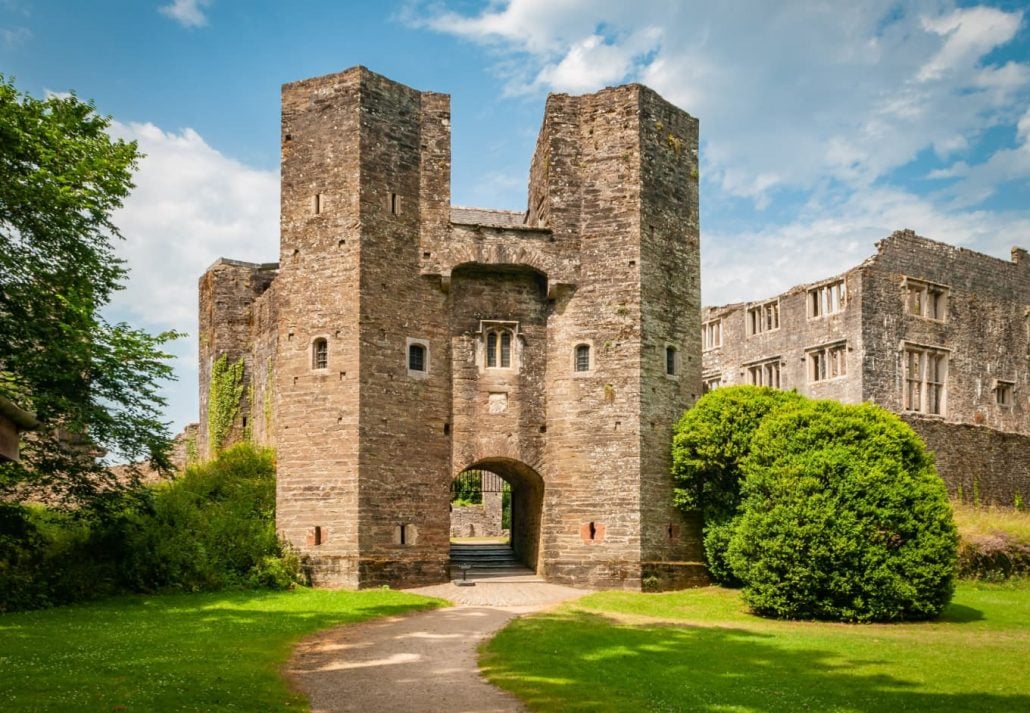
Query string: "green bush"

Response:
xmin=0 ymin=505 xmax=120 ymax=612
xmin=120 ymin=443 xmax=303 ymax=592
xmin=727 ymin=400 xmax=958 ymax=621
xmin=1 ymin=443 xmax=303 ymax=611
xmin=672 ymin=386 xmax=804 ymax=584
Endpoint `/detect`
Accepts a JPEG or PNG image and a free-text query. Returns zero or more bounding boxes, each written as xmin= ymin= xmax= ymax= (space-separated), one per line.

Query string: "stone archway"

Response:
xmin=451 ymin=457 xmax=544 ymax=573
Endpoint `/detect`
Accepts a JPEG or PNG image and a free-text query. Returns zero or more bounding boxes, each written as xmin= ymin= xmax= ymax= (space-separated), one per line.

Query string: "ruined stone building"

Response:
xmin=702 ymin=231 xmax=1030 ymax=504
xmin=199 ymin=66 xmax=707 ymax=590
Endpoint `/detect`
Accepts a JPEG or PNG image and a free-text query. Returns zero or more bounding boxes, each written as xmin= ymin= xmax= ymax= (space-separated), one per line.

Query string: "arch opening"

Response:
xmin=449 ymin=457 xmax=544 ymax=575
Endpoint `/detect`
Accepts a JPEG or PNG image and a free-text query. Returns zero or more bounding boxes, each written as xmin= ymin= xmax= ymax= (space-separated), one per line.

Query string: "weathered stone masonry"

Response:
xmin=199 ymin=67 xmax=706 ymax=590
xmin=703 ymin=231 xmax=1030 ymax=504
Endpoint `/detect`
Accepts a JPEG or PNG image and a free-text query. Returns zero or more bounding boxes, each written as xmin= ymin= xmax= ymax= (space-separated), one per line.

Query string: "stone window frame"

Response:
xmin=406 ymin=337 xmax=430 ymax=379
xmin=476 ymin=320 xmax=521 ymax=372
xmin=311 ymin=336 xmax=329 ymax=371
xmin=903 ymin=276 xmax=949 ymax=322
xmin=744 ymin=356 xmax=782 ymax=388
xmin=807 ymin=340 xmax=848 ymax=383
xmin=572 ymin=341 xmax=594 ymax=376
xmin=994 ymin=379 xmax=1015 ymax=408
xmin=702 ymin=318 xmax=722 ymax=351
xmin=807 ymin=279 xmax=847 ymax=319
xmin=702 ymin=372 xmax=722 ymax=393
xmin=746 ymin=299 xmax=780 ymax=337
xmin=665 ymin=344 xmax=680 ymax=379
xmin=902 ymin=342 xmax=950 ymax=416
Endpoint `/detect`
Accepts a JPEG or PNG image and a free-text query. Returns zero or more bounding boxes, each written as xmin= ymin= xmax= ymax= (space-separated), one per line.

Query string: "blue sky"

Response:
xmin=3 ymin=0 xmax=1029 ymax=435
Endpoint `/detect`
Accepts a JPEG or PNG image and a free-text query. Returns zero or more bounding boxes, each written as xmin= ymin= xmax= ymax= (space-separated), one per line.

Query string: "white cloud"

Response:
xmin=415 ymin=1 xmax=1030 ymax=207
xmin=702 ymin=185 xmax=1028 ymax=306
xmin=918 ymin=6 xmax=1022 ymax=81
xmin=107 ymin=121 xmax=278 ymax=430
xmin=159 ymin=0 xmax=211 ymax=28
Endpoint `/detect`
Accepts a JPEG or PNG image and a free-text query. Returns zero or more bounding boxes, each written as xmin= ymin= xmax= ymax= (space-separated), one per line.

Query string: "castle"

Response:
xmin=199 ymin=67 xmax=1030 ymax=591
xmin=199 ymin=66 xmax=706 ymax=590
xmin=702 ymin=231 xmax=1030 ymax=505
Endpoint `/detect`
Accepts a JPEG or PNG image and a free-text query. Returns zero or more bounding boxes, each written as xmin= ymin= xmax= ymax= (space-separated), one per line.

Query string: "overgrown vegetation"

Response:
xmin=0 ymin=443 xmax=302 ymax=612
xmin=207 ymin=354 xmax=246 ymax=454
xmin=953 ymin=503 xmax=1030 ymax=580
xmin=481 ymin=582 xmax=1030 ymax=713
xmin=673 ymin=387 xmax=957 ymax=621
xmin=0 ymin=588 xmax=444 ymax=712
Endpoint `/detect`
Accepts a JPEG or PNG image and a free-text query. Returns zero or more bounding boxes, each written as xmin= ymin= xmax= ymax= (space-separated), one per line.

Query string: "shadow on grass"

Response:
xmin=938 ymin=602 xmax=985 ymax=623
xmin=482 ymin=610 xmax=1027 ymax=713
xmin=0 ymin=589 xmax=442 ymax=712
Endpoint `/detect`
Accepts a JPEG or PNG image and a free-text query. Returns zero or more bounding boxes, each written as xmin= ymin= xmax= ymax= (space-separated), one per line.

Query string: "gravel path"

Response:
xmin=286 ymin=575 xmax=589 ymax=713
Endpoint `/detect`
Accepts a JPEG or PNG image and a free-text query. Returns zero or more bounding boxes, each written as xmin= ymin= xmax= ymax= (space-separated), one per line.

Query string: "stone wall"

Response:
xmin=861 ymin=232 xmax=1029 ymax=435
xmin=904 ymin=415 xmax=1030 ymax=506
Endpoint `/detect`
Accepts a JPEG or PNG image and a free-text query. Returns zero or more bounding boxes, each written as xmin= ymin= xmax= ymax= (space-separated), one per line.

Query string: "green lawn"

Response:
xmin=0 ymin=588 xmax=443 ymax=712
xmin=481 ymin=580 xmax=1030 ymax=713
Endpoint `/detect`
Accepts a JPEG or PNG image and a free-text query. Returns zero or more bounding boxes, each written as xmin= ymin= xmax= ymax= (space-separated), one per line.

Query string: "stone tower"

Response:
xmin=198 ymin=66 xmax=705 ymax=590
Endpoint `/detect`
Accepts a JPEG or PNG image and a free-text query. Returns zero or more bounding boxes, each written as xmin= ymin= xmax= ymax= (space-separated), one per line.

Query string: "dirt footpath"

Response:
xmin=286 ymin=577 xmax=588 ymax=713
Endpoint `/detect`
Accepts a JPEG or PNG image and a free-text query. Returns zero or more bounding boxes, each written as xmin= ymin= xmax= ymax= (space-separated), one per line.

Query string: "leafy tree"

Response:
xmin=0 ymin=74 xmax=180 ymax=507
xmin=671 ymin=386 xmax=804 ymax=583
xmin=727 ymin=400 xmax=958 ymax=621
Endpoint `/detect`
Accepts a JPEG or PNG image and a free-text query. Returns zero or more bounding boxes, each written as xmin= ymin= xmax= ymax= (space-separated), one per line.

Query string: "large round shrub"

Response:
xmin=672 ymin=386 xmax=804 ymax=583
xmin=727 ymin=400 xmax=958 ymax=621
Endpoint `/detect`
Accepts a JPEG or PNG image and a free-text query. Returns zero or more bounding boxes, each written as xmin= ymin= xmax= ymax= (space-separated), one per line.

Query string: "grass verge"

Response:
xmin=0 ymin=588 xmax=443 ymax=711
xmin=481 ymin=580 xmax=1030 ymax=712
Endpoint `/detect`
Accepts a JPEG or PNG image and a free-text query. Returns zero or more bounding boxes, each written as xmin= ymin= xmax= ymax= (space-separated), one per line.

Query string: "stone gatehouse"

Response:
xmin=198 ymin=66 xmax=707 ymax=590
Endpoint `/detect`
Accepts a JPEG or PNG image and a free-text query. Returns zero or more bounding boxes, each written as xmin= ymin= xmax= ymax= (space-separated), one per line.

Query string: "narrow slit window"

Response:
xmin=312 ymin=193 xmax=323 ymax=215
xmin=575 ymin=344 xmax=591 ymax=372
xmin=666 ymin=346 xmax=677 ymax=376
xmin=390 ymin=192 xmax=400 ymax=215
xmin=312 ymin=338 xmax=328 ymax=370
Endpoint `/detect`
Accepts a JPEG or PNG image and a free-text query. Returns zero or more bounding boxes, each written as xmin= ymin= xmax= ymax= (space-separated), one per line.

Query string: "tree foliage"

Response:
xmin=727 ymin=400 xmax=958 ymax=621
xmin=0 ymin=74 xmax=180 ymax=505
xmin=671 ymin=386 xmax=804 ymax=583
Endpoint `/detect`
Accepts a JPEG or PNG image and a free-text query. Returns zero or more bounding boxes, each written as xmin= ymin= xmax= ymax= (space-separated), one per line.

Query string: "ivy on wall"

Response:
xmin=208 ymin=354 xmax=246 ymax=454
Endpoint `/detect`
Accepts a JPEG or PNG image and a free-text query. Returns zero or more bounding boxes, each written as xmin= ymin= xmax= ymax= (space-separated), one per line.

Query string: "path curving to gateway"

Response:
xmin=286 ymin=574 xmax=589 ymax=713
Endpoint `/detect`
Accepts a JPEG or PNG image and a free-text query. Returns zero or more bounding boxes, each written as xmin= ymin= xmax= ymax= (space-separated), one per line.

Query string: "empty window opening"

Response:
xmin=444 ymin=422 xmax=450 ymax=435
xmin=313 ymin=526 xmax=323 ymax=546
xmin=241 ymin=415 xmax=248 ymax=430
xmin=408 ymin=343 xmax=426 ymax=372
xmin=399 ymin=524 xmax=407 ymax=545
xmin=702 ymin=374 xmax=722 ymax=393
xmin=747 ymin=359 xmax=781 ymax=388
xmin=903 ymin=344 xmax=948 ymax=415
xmin=589 ymin=521 xmax=597 ymax=540
xmin=995 ymin=380 xmax=1014 ymax=408
xmin=666 ymin=346 xmax=677 ymax=376
xmin=702 ymin=319 xmax=722 ymax=350
xmin=905 ymin=278 xmax=949 ymax=321
xmin=312 ymin=338 xmax=328 ymax=370
xmin=575 ymin=344 xmax=591 ymax=372
xmin=390 ymin=192 xmax=400 ymax=215
xmin=809 ymin=279 xmax=846 ymax=318
xmin=747 ymin=300 xmax=780 ymax=336
xmin=312 ymin=193 xmax=323 ymax=215
xmin=808 ymin=342 xmax=847 ymax=382
xmin=486 ymin=329 xmax=513 ymax=368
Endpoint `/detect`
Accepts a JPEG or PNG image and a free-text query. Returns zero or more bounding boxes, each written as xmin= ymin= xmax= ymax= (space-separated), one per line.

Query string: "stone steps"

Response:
xmin=449 ymin=543 xmax=533 ymax=578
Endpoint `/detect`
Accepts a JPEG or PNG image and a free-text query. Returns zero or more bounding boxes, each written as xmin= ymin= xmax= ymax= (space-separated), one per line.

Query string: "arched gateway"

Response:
xmin=198 ymin=66 xmax=709 ymax=591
